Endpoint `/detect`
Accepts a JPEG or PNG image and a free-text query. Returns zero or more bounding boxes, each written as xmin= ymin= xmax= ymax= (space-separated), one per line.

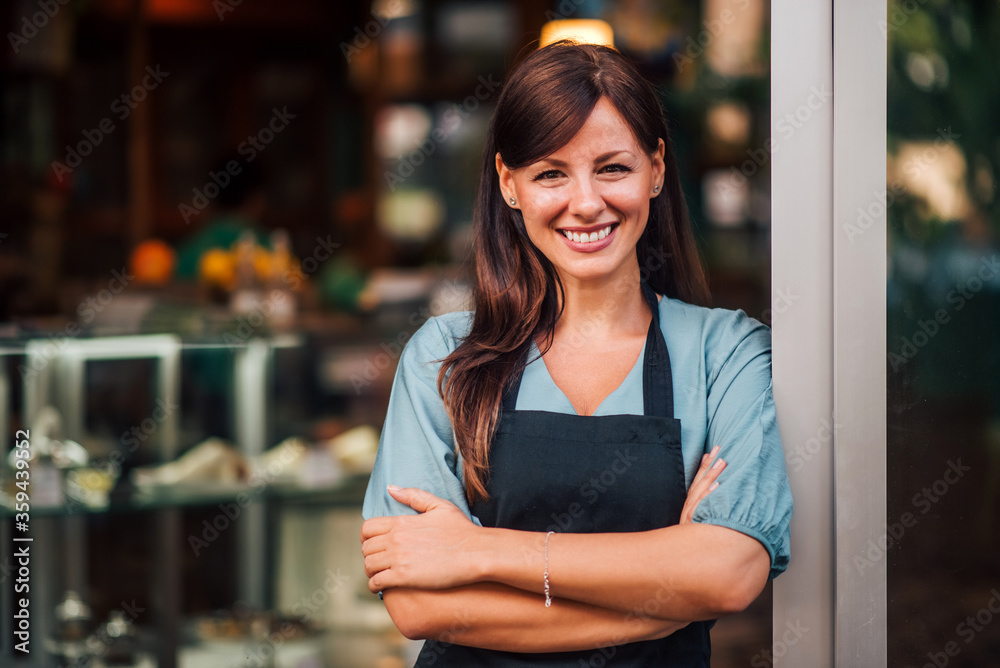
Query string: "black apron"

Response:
xmin=414 ymin=283 xmax=712 ymax=667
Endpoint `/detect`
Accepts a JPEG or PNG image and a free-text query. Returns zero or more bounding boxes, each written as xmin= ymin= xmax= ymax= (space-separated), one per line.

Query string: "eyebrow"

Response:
xmin=536 ymin=150 xmax=635 ymax=167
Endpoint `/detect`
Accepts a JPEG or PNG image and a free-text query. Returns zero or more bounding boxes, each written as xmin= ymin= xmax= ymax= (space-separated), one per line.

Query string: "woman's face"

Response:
xmin=497 ymin=97 xmax=665 ymax=289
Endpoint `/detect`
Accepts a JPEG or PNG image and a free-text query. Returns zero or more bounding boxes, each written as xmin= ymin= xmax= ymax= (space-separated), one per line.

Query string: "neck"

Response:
xmin=552 ymin=269 xmax=651 ymax=343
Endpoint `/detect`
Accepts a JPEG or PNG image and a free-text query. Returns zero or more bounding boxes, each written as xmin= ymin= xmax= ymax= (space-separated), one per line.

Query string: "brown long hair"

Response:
xmin=439 ymin=41 xmax=710 ymax=503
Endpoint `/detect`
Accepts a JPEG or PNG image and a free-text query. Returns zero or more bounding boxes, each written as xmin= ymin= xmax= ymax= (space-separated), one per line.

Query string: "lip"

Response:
xmin=558 ymin=224 xmax=617 ymax=253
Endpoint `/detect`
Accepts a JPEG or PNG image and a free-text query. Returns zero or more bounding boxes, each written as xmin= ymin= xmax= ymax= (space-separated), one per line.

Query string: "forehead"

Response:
xmin=543 ymin=97 xmax=643 ymax=160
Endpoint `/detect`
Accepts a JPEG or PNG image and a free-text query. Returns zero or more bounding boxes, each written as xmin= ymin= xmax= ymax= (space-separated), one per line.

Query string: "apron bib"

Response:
xmin=415 ymin=283 xmax=712 ymax=666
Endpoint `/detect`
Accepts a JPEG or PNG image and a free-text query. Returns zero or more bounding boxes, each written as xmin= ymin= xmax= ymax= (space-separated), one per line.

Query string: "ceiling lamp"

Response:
xmin=539 ymin=19 xmax=614 ymax=49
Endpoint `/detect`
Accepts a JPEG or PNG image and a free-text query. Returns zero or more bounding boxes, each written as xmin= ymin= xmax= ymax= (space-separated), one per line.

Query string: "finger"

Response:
xmin=360 ymin=517 xmax=395 ymax=541
xmin=369 ymin=569 xmax=397 ymax=593
xmin=363 ymin=550 xmax=392 ymax=579
xmin=681 ymin=459 xmax=725 ymax=523
xmin=690 ymin=457 xmax=726 ymax=499
xmin=387 ymin=485 xmax=449 ymax=514
xmin=688 ymin=475 xmax=721 ymax=509
xmin=692 ymin=446 xmax=720 ymax=486
xmin=361 ymin=534 xmax=387 ymax=558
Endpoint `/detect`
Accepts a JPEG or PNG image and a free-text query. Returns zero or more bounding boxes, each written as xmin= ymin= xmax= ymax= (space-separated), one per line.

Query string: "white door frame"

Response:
xmin=771 ymin=0 xmax=887 ymax=665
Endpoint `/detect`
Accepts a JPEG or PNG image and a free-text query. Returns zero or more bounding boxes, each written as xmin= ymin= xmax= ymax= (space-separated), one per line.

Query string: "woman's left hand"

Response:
xmin=360 ymin=486 xmax=481 ymax=593
xmin=679 ymin=445 xmax=726 ymax=524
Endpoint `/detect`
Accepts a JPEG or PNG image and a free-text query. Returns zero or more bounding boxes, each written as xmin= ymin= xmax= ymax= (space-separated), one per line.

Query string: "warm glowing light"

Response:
xmin=540 ymin=20 xmax=614 ymax=49
xmin=889 ymin=140 xmax=971 ymax=222
xmin=372 ymin=0 xmax=418 ymax=20
xmin=706 ymin=102 xmax=751 ymax=145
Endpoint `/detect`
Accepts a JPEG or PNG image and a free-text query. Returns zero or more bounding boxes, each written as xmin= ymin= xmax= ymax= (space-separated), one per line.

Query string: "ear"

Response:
xmin=496 ymin=152 xmax=518 ymax=208
xmin=650 ymin=139 xmax=666 ymax=196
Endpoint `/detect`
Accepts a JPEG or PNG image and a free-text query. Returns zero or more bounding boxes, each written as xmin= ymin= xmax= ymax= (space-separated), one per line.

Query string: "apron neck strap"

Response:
xmin=641 ymin=281 xmax=675 ymax=419
xmin=500 ymin=282 xmax=676 ymax=419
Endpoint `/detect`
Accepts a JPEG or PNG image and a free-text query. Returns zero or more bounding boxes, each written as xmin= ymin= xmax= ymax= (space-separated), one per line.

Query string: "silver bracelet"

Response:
xmin=543 ymin=530 xmax=554 ymax=607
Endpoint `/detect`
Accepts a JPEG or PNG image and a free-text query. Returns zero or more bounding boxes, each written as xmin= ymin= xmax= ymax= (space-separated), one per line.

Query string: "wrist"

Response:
xmin=477 ymin=527 xmax=546 ymax=592
xmin=471 ymin=526 xmax=507 ymax=583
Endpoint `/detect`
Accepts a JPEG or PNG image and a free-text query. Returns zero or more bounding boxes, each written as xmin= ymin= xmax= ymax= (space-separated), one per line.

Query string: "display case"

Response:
xmin=0 ymin=330 xmax=398 ymax=668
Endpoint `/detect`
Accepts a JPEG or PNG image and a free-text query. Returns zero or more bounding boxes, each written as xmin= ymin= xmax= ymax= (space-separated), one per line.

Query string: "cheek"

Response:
xmin=605 ymin=186 xmax=649 ymax=219
xmin=521 ymin=190 xmax=565 ymax=223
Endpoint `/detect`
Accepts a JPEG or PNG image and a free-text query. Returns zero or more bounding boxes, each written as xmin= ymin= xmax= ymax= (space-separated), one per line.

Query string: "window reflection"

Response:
xmin=887 ymin=1 xmax=1000 ymax=664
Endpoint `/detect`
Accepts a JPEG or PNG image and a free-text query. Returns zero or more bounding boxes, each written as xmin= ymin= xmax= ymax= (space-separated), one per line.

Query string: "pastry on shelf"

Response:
xmin=251 ymin=436 xmax=344 ymax=489
xmin=249 ymin=425 xmax=379 ymax=488
xmin=2 ymin=405 xmax=96 ymax=509
xmin=250 ymin=436 xmax=309 ymax=483
xmin=66 ymin=467 xmax=117 ymax=510
xmin=130 ymin=438 xmax=248 ymax=492
xmin=325 ymin=424 xmax=379 ymax=475
xmin=6 ymin=405 xmax=89 ymax=469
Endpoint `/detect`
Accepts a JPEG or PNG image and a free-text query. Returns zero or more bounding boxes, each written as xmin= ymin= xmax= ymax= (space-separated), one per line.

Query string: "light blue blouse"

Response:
xmin=362 ymin=297 xmax=793 ymax=579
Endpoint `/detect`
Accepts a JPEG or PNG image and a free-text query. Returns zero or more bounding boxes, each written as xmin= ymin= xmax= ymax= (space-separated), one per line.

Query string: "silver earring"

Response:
xmin=653 ymin=186 xmax=659 ymax=193
xmin=509 ymin=197 xmax=516 ymax=205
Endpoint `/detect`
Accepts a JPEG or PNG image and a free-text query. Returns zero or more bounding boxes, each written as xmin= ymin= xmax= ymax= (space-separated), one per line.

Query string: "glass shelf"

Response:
xmin=0 ymin=475 xmax=369 ymax=518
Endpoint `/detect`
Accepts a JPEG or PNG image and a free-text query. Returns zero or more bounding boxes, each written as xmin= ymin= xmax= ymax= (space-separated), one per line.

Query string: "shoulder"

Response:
xmin=401 ymin=310 xmax=474 ymax=365
xmin=657 ymin=297 xmax=771 ymax=379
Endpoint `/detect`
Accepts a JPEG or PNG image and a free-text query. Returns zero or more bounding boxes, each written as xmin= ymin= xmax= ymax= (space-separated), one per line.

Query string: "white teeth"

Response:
xmin=561 ymin=225 xmax=614 ymax=244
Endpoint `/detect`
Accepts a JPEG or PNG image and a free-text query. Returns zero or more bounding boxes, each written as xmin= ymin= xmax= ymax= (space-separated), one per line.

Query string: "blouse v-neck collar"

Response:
xmin=519 ymin=337 xmax=648 ymax=416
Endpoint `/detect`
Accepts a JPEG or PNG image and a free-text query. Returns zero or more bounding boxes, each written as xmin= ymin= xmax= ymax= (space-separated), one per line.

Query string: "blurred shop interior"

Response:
xmin=885 ymin=1 xmax=1000 ymax=666
xmin=1 ymin=0 xmax=776 ymax=667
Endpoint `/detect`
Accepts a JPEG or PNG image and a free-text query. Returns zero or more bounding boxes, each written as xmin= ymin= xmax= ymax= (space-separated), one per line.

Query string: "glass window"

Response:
xmin=887 ymin=2 xmax=1000 ymax=664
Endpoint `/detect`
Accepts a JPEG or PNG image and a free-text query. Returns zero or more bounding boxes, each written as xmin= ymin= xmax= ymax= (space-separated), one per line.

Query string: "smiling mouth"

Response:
xmin=559 ymin=224 xmax=617 ymax=244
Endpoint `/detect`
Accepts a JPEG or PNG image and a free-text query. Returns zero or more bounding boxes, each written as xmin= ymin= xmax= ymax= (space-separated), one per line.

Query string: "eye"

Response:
xmin=532 ymin=169 xmax=564 ymax=181
xmin=600 ymin=163 xmax=633 ymax=174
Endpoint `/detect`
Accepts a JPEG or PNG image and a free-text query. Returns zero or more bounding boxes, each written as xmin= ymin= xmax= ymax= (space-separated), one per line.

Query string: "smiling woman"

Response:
xmin=497 ymin=98 xmax=662 ymax=289
xmin=361 ymin=41 xmax=792 ymax=667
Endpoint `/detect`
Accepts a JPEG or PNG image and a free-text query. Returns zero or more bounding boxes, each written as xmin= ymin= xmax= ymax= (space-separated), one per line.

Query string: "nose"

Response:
xmin=567 ymin=177 xmax=605 ymax=221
